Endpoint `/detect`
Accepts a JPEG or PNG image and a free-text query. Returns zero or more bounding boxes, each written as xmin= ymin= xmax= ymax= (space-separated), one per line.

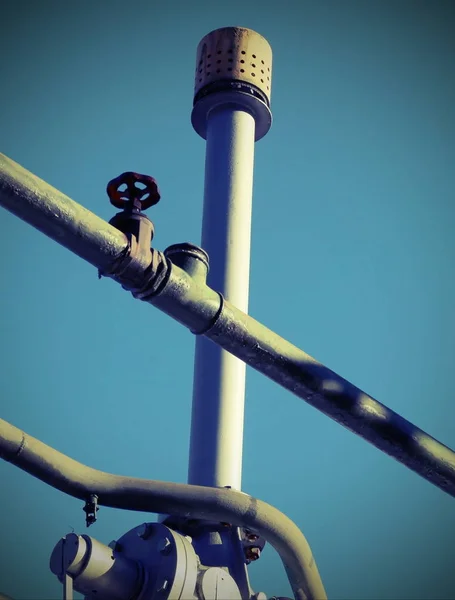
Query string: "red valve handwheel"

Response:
xmin=107 ymin=171 xmax=160 ymax=210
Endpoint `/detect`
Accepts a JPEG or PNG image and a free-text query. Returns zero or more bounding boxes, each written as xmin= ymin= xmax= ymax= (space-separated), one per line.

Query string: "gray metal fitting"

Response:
xmin=164 ymin=243 xmax=209 ymax=282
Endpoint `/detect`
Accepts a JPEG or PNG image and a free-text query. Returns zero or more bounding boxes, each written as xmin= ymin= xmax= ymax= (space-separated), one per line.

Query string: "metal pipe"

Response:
xmin=0 ymin=417 xmax=326 ymax=600
xmin=0 ymin=154 xmax=128 ymax=271
xmin=1 ymin=153 xmax=455 ymax=498
xmin=188 ymin=107 xmax=255 ymax=490
xmin=153 ymin=262 xmax=455 ymax=499
xmin=188 ymin=26 xmax=273 ymax=490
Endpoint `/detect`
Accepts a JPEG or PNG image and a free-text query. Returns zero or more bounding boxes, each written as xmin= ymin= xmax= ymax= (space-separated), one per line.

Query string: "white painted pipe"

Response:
xmin=188 ymin=107 xmax=256 ymax=489
xmin=188 ymin=26 xmax=273 ymax=490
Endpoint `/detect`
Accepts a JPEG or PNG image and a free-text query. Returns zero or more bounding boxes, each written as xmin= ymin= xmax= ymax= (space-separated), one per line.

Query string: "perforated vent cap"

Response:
xmin=193 ymin=27 xmax=272 ymax=105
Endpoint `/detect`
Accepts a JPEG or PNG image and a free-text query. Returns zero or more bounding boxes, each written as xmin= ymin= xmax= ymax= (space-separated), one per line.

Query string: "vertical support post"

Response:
xmin=61 ymin=537 xmax=74 ymax=600
xmin=188 ymin=108 xmax=256 ymax=488
xmin=189 ymin=27 xmax=273 ymax=489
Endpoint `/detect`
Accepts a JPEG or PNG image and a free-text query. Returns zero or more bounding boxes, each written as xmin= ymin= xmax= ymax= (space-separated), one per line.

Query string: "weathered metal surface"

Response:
xmin=0 ymin=417 xmax=326 ymax=600
xmin=193 ymin=27 xmax=273 ymax=105
xmin=0 ymin=153 xmax=128 ymax=271
xmin=151 ymin=263 xmax=455 ymax=499
xmin=1 ymin=153 xmax=455 ymax=500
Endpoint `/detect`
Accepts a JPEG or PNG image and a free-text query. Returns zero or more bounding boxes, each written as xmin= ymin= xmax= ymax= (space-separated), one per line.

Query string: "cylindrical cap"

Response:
xmin=50 ymin=534 xmax=141 ymax=600
xmin=194 ymin=27 xmax=272 ymax=104
xmin=164 ymin=243 xmax=209 ymax=282
xmin=192 ymin=27 xmax=273 ymax=141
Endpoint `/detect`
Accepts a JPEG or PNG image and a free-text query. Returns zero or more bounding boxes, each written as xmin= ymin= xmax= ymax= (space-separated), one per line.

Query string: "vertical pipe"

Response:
xmin=188 ymin=26 xmax=272 ymax=491
xmin=188 ymin=108 xmax=256 ymax=489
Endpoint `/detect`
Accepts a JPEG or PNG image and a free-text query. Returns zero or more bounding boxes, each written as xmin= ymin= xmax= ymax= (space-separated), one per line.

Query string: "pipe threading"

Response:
xmin=193 ymin=79 xmax=270 ymax=108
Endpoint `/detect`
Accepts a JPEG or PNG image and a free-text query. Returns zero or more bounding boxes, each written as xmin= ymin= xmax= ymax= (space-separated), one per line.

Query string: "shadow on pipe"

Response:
xmin=1 ymin=153 xmax=455 ymax=498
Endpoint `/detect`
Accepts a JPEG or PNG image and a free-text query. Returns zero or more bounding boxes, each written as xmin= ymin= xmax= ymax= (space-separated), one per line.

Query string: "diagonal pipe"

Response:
xmin=0 ymin=417 xmax=326 ymax=600
xmin=1 ymin=152 xmax=455 ymax=501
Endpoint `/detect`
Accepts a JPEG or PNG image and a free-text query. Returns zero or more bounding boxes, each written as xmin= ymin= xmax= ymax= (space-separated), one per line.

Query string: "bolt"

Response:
xmin=137 ymin=523 xmax=153 ymax=540
xmin=159 ymin=537 xmax=172 ymax=555
xmin=244 ymin=528 xmax=259 ymax=542
xmin=108 ymin=540 xmax=122 ymax=552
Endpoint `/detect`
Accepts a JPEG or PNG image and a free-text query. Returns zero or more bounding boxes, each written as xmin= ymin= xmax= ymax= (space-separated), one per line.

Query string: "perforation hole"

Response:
xmin=240 ymin=68 xmax=245 ymax=73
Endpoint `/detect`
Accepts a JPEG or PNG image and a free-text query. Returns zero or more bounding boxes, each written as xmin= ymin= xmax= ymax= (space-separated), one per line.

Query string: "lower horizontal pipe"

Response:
xmin=0 ymin=417 xmax=326 ymax=600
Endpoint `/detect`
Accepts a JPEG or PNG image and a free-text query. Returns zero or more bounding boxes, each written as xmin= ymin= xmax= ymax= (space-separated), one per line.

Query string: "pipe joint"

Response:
xmin=164 ymin=243 xmax=209 ymax=283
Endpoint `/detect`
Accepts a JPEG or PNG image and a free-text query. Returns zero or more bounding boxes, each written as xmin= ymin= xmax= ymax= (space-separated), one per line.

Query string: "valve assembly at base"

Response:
xmin=50 ymin=522 xmax=251 ymax=600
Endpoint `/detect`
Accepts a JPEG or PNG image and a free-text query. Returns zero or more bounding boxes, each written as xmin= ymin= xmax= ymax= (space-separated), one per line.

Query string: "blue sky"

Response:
xmin=1 ymin=1 xmax=454 ymax=598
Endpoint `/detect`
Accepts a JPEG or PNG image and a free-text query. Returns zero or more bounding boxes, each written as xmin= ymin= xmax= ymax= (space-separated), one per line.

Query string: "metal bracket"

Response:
xmin=83 ymin=494 xmax=99 ymax=528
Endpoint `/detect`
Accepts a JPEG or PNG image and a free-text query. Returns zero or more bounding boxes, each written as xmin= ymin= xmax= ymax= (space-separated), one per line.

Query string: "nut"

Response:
xmin=137 ymin=523 xmax=153 ymax=540
xmin=245 ymin=546 xmax=261 ymax=561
